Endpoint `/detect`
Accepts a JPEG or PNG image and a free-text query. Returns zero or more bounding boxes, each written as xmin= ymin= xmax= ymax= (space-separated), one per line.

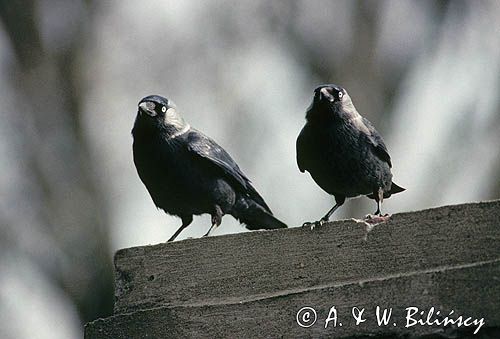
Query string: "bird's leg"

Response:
xmin=374 ymin=200 xmax=382 ymax=216
xmin=303 ymin=196 xmax=345 ymax=229
xmin=204 ymin=205 xmax=223 ymax=237
xmin=365 ymin=188 xmax=390 ymax=224
xmin=365 ymin=188 xmax=383 ymax=219
xmin=167 ymin=215 xmax=193 ymax=242
xmin=377 ymin=188 xmax=384 ymax=215
xmin=321 ymin=197 xmax=346 ymax=222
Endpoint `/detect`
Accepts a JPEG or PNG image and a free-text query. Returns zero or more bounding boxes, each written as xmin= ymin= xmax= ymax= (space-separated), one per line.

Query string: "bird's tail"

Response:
xmin=389 ymin=182 xmax=405 ymax=195
xmin=382 ymin=182 xmax=406 ymax=198
xmin=367 ymin=182 xmax=406 ymax=199
xmin=233 ymin=197 xmax=287 ymax=230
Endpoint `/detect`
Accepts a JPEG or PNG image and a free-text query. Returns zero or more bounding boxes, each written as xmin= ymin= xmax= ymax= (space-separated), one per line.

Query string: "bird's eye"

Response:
xmin=161 ymin=106 xmax=167 ymax=113
xmin=338 ymin=92 xmax=343 ymax=99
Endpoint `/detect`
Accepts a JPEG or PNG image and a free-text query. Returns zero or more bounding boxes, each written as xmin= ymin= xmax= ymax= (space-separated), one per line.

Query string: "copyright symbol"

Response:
xmin=296 ymin=306 xmax=317 ymax=328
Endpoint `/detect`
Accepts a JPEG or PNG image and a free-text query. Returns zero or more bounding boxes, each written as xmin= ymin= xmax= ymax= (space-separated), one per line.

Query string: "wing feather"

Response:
xmin=361 ymin=117 xmax=392 ymax=167
xmin=186 ymin=130 xmax=272 ymax=212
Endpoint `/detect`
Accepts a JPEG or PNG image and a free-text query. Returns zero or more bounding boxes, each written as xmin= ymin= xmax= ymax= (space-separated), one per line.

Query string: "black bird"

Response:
xmin=296 ymin=84 xmax=405 ymax=224
xmin=132 ymin=95 xmax=287 ymax=241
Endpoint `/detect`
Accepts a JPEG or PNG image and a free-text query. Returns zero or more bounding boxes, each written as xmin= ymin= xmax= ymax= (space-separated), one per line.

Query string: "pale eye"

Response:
xmin=161 ymin=106 xmax=167 ymax=113
xmin=338 ymin=92 xmax=343 ymax=98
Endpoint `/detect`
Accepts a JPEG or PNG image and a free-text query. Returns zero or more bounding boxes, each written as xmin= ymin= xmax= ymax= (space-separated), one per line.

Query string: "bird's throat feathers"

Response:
xmin=162 ymin=111 xmax=190 ymax=138
xmin=133 ymin=110 xmax=190 ymax=140
xmin=306 ymin=95 xmax=359 ymax=124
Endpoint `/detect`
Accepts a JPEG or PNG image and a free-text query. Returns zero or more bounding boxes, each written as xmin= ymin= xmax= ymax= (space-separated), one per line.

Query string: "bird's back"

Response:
xmin=133 ymin=124 xmax=273 ymax=216
xmin=185 ymin=129 xmax=273 ymax=213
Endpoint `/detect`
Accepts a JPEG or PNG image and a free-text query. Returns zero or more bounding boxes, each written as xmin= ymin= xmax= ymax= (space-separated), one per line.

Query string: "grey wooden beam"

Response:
xmin=113 ymin=200 xmax=500 ymax=314
xmin=86 ymin=259 xmax=500 ymax=338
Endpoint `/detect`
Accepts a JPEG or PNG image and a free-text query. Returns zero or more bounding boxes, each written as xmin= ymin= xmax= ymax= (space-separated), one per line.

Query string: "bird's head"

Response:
xmin=138 ymin=95 xmax=177 ymax=119
xmin=306 ymin=84 xmax=356 ymax=121
xmin=136 ymin=95 xmax=189 ymax=137
xmin=314 ymin=84 xmax=346 ymax=104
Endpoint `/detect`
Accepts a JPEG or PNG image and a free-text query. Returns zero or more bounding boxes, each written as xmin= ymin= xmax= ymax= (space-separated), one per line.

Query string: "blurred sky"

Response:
xmin=1 ymin=1 xmax=499 ymax=338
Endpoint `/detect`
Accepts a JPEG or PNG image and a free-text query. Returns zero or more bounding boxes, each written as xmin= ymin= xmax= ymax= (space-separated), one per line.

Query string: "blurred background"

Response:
xmin=0 ymin=0 xmax=499 ymax=338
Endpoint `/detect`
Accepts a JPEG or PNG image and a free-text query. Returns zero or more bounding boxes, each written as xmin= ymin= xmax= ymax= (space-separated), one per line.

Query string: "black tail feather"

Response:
xmin=367 ymin=182 xmax=406 ymax=199
xmin=233 ymin=198 xmax=287 ymax=230
xmin=389 ymin=182 xmax=405 ymax=194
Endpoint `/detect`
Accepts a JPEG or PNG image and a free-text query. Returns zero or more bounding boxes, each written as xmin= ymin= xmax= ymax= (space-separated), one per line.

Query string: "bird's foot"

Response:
xmin=302 ymin=221 xmax=319 ymax=230
xmin=302 ymin=219 xmax=327 ymax=230
xmin=364 ymin=213 xmax=391 ymax=225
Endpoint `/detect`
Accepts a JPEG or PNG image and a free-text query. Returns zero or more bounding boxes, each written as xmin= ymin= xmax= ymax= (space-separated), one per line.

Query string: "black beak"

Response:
xmin=138 ymin=101 xmax=156 ymax=116
xmin=319 ymin=87 xmax=335 ymax=102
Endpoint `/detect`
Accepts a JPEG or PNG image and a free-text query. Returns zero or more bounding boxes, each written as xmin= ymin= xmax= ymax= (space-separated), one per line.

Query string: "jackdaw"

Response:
xmin=132 ymin=95 xmax=287 ymax=241
xmin=296 ymin=84 xmax=405 ymax=225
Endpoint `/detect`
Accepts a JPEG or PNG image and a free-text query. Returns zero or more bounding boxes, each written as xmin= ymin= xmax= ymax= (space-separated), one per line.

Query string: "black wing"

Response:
xmin=186 ymin=129 xmax=272 ymax=212
xmin=362 ymin=117 xmax=392 ymax=167
xmin=296 ymin=126 xmax=309 ymax=173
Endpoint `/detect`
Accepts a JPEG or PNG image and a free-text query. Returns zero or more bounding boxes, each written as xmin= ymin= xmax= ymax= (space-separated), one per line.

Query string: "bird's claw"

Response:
xmin=302 ymin=221 xmax=315 ymax=229
xmin=364 ymin=213 xmax=391 ymax=224
xmin=302 ymin=219 xmax=327 ymax=230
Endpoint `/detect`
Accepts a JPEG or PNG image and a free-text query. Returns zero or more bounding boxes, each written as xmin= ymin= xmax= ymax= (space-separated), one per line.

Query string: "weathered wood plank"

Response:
xmin=113 ymin=200 xmax=500 ymax=314
xmin=86 ymin=260 xmax=500 ymax=338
